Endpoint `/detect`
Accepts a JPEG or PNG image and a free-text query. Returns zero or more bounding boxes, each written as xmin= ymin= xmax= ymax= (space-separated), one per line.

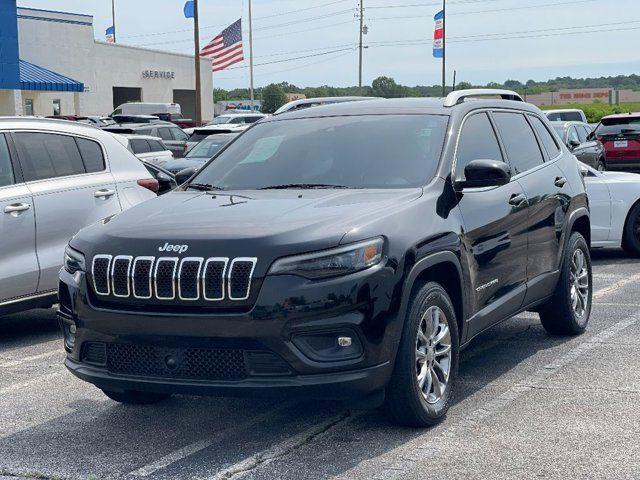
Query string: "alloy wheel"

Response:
xmin=415 ymin=306 xmax=452 ymax=404
xmin=569 ymin=248 xmax=590 ymax=323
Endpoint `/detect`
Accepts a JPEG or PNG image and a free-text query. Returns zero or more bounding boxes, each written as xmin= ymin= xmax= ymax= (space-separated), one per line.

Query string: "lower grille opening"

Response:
xmin=89 ymin=342 xmax=292 ymax=381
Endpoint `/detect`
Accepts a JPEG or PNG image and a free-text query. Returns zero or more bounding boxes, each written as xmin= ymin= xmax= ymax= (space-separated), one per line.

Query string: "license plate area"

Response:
xmin=614 ymin=140 xmax=628 ymax=148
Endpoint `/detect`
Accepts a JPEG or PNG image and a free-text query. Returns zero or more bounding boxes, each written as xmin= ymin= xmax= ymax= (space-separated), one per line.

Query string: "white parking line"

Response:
xmin=0 ymin=371 xmax=64 ymax=396
xmin=333 ymin=310 xmax=640 ymax=480
xmin=593 ymin=272 xmax=640 ymax=300
xmin=129 ymin=403 xmax=297 ymax=477
xmin=204 ymin=412 xmax=352 ymax=480
xmin=0 ymin=350 xmax=62 ymax=368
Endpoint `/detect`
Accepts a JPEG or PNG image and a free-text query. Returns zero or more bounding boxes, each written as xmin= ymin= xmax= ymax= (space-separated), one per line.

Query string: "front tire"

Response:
xmin=539 ymin=232 xmax=592 ymax=335
xmin=384 ymin=282 xmax=459 ymax=427
xmin=102 ymin=389 xmax=170 ymax=405
xmin=622 ymin=203 xmax=640 ymax=257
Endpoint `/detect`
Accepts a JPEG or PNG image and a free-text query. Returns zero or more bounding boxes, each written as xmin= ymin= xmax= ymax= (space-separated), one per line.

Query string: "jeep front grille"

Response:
xmin=91 ymin=255 xmax=257 ymax=303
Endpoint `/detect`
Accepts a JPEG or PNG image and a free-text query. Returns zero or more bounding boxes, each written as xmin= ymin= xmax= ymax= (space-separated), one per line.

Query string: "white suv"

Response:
xmin=0 ymin=118 xmax=157 ymax=315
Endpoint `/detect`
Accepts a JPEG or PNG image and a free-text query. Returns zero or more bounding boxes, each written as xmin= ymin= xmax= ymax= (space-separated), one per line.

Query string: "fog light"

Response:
xmin=291 ymin=330 xmax=363 ymax=362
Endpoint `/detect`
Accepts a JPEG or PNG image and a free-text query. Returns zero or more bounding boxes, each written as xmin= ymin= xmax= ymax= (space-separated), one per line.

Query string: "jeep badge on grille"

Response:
xmin=158 ymin=243 xmax=189 ymax=254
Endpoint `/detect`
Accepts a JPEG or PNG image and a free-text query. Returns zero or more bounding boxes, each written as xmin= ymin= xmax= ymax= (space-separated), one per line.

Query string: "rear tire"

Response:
xmin=596 ymin=159 xmax=606 ymax=172
xmin=539 ymin=232 xmax=592 ymax=335
xmin=622 ymin=203 xmax=640 ymax=257
xmin=384 ymin=282 xmax=459 ymax=427
xmin=102 ymin=389 xmax=170 ymax=405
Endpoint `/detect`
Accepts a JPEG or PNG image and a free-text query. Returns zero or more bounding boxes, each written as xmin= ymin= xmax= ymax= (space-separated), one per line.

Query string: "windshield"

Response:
xmin=208 ymin=116 xmax=233 ymax=125
xmin=187 ymin=137 xmax=231 ymax=159
xmin=553 ymin=126 xmax=567 ymax=139
xmin=190 ymin=114 xmax=448 ymax=190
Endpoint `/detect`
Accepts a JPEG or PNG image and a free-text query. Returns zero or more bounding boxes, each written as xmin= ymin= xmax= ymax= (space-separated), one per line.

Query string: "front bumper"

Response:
xmin=58 ymin=260 xmax=402 ymax=399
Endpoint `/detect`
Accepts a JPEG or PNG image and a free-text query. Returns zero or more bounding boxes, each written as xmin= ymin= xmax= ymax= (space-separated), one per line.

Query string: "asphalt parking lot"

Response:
xmin=1 ymin=250 xmax=639 ymax=480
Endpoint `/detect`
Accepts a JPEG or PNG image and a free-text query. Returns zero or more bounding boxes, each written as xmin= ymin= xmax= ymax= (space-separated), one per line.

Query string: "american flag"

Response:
xmin=200 ymin=19 xmax=244 ymax=72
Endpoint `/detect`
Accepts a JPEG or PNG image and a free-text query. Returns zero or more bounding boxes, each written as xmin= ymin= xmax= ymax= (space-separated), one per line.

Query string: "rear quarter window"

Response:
xmin=529 ymin=116 xmax=561 ymax=158
xmin=130 ymin=139 xmax=151 ymax=154
xmin=76 ymin=137 xmax=106 ymax=173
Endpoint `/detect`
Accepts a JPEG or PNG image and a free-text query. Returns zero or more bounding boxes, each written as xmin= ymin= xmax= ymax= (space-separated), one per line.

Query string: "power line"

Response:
xmin=120 ymin=0 xmax=353 ymax=39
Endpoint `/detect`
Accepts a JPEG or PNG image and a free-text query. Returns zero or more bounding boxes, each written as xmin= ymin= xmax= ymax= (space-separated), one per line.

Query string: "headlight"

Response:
xmin=64 ymin=245 xmax=86 ymax=274
xmin=268 ymin=238 xmax=384 ymax=279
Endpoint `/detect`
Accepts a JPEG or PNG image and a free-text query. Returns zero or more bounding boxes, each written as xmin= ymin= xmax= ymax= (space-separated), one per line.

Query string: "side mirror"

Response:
xmin=456 ymin=159 xmax=511 ymax=189
xmin=175 ymin=166 xmax=199 ymax=185
xmin=569 ymin=139 xmax=581 ymax=148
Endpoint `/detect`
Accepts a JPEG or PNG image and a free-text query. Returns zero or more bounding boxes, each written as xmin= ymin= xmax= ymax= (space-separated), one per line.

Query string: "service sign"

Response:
xmin=142 ymin=70 xmax=175 ymax=79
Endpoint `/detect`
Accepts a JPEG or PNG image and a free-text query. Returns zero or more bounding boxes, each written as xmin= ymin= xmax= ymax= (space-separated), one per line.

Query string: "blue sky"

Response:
xmin=18 ymin=0 xmax=640 ymax=89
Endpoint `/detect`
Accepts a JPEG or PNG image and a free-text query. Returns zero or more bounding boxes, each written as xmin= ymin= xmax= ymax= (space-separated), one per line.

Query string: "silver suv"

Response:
xmin=0 ymin=118 xmax=157 ymax=315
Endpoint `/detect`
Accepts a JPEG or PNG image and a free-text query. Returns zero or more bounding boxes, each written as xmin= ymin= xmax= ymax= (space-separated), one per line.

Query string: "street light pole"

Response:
xmin=193 ymin=0 xmax=202 ymax=126
xmin=441 ymin=0 xmax=446 ymax=97
xmin=111 ymin=0 xmax=116 ymax=43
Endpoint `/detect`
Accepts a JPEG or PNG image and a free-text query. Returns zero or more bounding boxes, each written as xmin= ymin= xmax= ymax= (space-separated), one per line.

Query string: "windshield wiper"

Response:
xmin=187 ymin=183 xmax=224 ymax=191
xmin=258 ymin=183 xmax=351 ymax=190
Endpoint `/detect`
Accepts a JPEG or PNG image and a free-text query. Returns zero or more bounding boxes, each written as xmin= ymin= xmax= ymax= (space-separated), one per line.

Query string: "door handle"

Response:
xmin=4 ymin=202 xmax=31 ymax=214
xmin=94 ymin=189 xmax=116 ymax=198
xmin=508 ymin=193 xmax=526 ymax=207
xmin=554 ymin=177 xmax=567 ymax=188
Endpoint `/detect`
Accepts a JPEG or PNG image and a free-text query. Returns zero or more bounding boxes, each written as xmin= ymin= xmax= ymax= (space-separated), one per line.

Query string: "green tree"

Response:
xmin=371 ymin=76 xmax=401 ymax=98
xmin=214 ymin=88 xmax=228 ymax=102
xmin=261 ymin=83 xmax=288 ymax=113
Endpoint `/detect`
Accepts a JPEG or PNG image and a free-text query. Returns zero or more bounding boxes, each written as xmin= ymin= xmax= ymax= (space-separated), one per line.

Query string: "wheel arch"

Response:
xmin=397 ymin=251 xmax=466 ymax=343
xmin=569 ymin=207 xmax=591 ymax=247
xmin=621 ymin=198 xmax=640 ymax=248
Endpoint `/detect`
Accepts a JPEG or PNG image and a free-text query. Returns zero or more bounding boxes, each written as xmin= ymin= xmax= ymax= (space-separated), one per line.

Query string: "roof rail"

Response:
xmin=443 ymin=89 xmax=524 ymax=107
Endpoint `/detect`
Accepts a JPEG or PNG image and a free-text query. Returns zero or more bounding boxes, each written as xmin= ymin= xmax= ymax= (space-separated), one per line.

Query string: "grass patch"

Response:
xmin=539 ymin=102 xmax=640 ymax=123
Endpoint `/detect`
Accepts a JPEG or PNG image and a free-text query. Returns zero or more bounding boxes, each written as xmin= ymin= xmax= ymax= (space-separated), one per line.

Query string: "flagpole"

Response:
xmin=193 ymin=0 xmax=202 ymax=126
xmin=441 ymin=0 xmax=446 ymax=96
xmin=358 ymin=0 xmax=364 ymax=94
xmin=249 ymin=0 xmax=255 ymax=110
xmin=111 ymin=0 xmax=116 ymax=43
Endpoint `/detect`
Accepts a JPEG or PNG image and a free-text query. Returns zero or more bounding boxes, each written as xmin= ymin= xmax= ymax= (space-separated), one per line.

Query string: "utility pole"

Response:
xmin=111 ymin=0 xmax=116 ymax=43
xmin=452 ymin=70 xmax=456 ymax=92
xmin=193 ymin=0 xmax=202 ymax=126
xmin=441 ymin=0 xmax=446 ymax=96
xmin=249 ymin=0 xmax=255 ymax=109
xmin=358 ymin=0 xmax=364 ymax=94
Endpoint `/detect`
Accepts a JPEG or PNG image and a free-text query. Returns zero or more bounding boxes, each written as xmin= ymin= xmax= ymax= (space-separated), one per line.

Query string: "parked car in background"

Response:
xmin=593 ymin=113 xmax=640 ymax=171
xmin=111 ymin=102 xmax=181 ymax=117
xmin=185 ymin=125 xmax=248 ymax=152
xmin=551 ymin=121 xmax=606 ymax=171
xmin=581 ymin=163 xmax=640 ymax=255
xmin=544 ymin=109 xmax=588 ymax=123
xmin=140 ymin=160 xmax=177 ymax=195
xmin=205 ymin=112 xmax=266 ymax=126
xmin=59 ymin=90 xmax=592 ymax=426
xmin=111 ymin=114 xmax=163 ymax=125
xmin=153 ymin=112 xmax=195 ymax=129
xmin=86 ymin=116 xmax=117 ymax=128
xmin=155 ymin=133 xmax=238 ymax=175
xmin=273 ymin=96 xmax=379 ymax=115
xmin=0 ymin=117 xmax=158 ymax=316
xmin=106 ymin=124 xmax=189 ymax=158
xmin=120 ymin=134 xmax=174 ymax=164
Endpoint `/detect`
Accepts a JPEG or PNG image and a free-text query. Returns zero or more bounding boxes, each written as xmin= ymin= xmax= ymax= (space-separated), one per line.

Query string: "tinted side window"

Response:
xmin=576 ymin=126 xmax=589 ymax=143
xmin=568 ymin=126 xmax=581 ymax=145
xmin=171 ymin=127 xmax=188 ymax=141
xmin=158 ymin=128 xmax=173 ymax=141
xmin=136 ymin=128 xmax=152 ymax=136
xmin=529 ymin=116 xmax=561 ymax=159
xmin=456 ymin=113 xmax=503 ymax=179
xmin=149 ymin=140 xmax=165 ymax=152
xmin=244 ymin=117 xmax=261 ymax=124
xmin=0 ymin=134 xmax=15 ymax=187
xmin=563 ymin=112 xmax=584 ymax=122
xmin=130 ymin=139 xmax=151 ymax=154
xmin=76 ymin=138 xmax=106 ymax=173
xmin=14 ymin=132 xmax=85 ymax=181
xmin=493 ymin=113 xmax=544 ymax=175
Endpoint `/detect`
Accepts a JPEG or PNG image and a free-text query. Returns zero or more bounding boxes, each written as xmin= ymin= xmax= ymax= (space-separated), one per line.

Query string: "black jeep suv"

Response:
xmin=58 ymin=90 xmax=592 ymax=427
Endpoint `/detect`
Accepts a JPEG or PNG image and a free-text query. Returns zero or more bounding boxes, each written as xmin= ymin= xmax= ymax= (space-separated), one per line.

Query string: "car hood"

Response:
xmin=155 ymin=158 xmax=206 ymax=172
xmin=72 ymin=188 xmax=423 ymax=269
xmin=599 ymin=171 xmax=640 ymax=183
